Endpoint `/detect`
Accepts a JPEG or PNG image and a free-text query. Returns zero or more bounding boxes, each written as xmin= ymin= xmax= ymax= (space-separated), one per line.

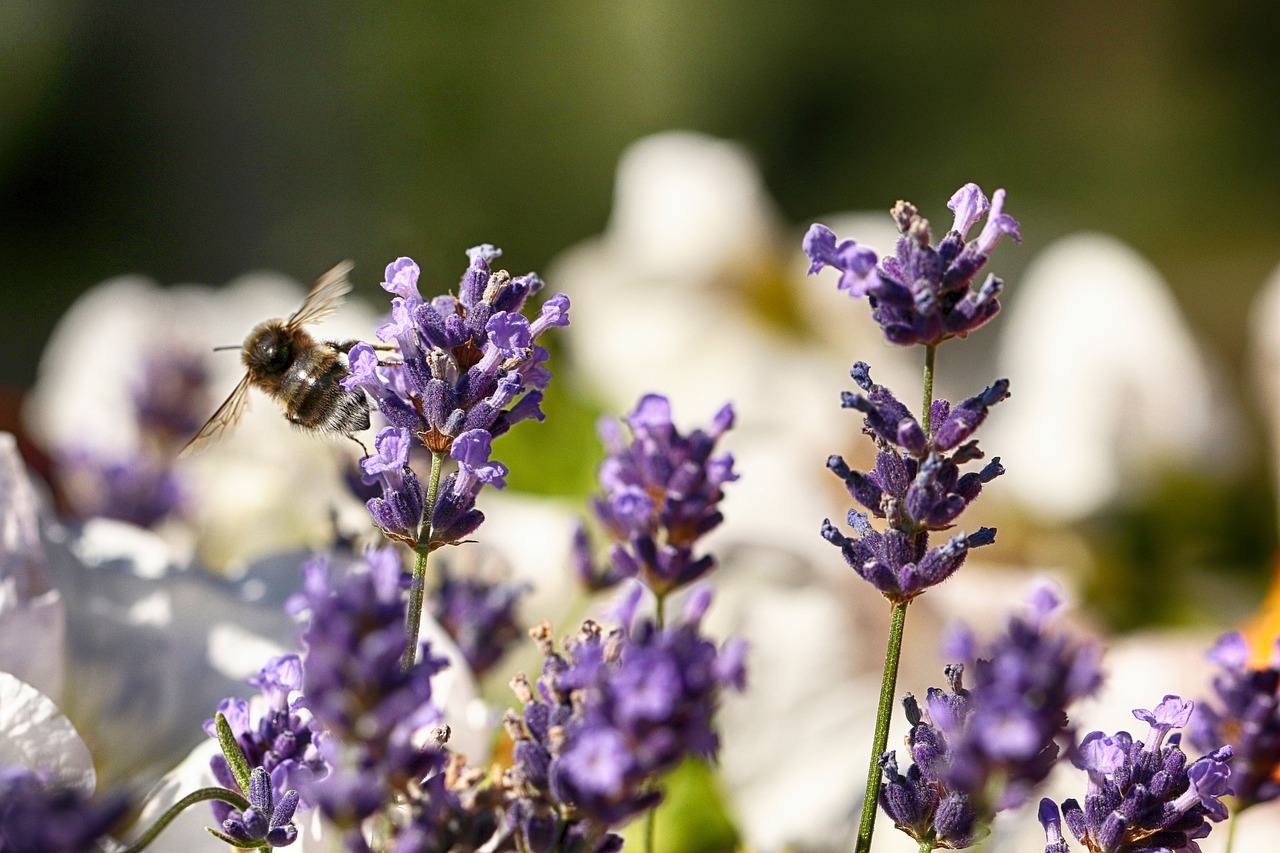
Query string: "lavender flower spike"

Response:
xmin=1191 ymin=630 xmax=1280 ymax=810
xmin=344 ymin=247 xmax=567 ymax=546
xmin=578 ymin=395 xmax=737 ymax=595
xmin=823 ymin=364 xmax=1007 ymax=603
xmin=880 ymin=587 xmax=1100 ymax=848
xmin=807 ymin=183 xmax=1020 ymax=346
xmin=0 ymin=766 xmax=129 ymax=852
xmin=506 ymin=592 xmax=745 ymax=840
xmin=219 ymin=766 xmax=300 ymax=848
xmin=1054 ymin=694 xmax=1233 ymax=853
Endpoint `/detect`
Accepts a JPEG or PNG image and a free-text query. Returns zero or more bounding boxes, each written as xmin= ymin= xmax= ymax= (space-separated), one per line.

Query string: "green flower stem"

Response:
xmin=119 ymin=787 xmax=251 ymax=853
xmin=1224 ymin=809 xmax=1240 ymax=853
xmin=402 ymin=450 xmax=445 ymax=671
xmin=854 ymin=599 xmax=910 ymax=853
xmin=642 ymin=589 xmax=669 ymax=853
xmin=921 ymin=343 xmax=937 ymax=436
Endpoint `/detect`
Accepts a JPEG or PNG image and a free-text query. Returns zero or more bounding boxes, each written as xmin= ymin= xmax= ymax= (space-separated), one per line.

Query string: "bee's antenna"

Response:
xmin=211 ymin=344 xmax=240 ymax=352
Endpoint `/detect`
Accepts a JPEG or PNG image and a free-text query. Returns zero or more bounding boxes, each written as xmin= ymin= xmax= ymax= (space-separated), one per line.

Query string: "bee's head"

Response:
xmin=242 ymin=321 xmax=295 ymax=377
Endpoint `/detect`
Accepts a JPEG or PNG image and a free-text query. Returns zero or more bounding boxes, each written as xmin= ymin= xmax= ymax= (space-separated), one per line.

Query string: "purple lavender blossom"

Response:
xmin=204 ymin=654 xmax=328 ymax=828
xmin=429 ymin=564 xmax=529 ymax=678
xmin=505 ymin=586 xmax=745 ymax=843
xmin=346 ymin=251 xmax=562 ymax=448
xmin=0 ymin=766 xmax=129 ymax=852
xmin=359 ymin=427 xmax=427 ymax=547
xmin=805 ymin=183 xmax=1020 ymax=346
xmin=55 ymin=450 xmax=185 ymax=527
xmin=290 ymin=548 xmax=455 ymax=846
xmin=1190 ymin=630 xmax=1280 ymax=810
xmin=347 ymin=249 xmax=560 ymax=547
xmin=1044 ymin=696 xmax=1233 ymax=853
xmin=878 ymin=587 xmax=1100 ymax=847
xmin=821 ymin=363 xmax=1006 ymax=603
xmin=218 ymin=766 xmax=301 ymax=848
xmin=576 ymin=395 xmax=738 ymax=595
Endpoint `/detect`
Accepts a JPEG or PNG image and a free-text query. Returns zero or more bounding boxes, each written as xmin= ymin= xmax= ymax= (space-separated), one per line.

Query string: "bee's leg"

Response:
xmin=332 ymin=339 xmax=397 ymax=353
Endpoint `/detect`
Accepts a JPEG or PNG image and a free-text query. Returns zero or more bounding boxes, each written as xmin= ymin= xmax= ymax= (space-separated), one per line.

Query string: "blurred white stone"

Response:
xmin=989 ymin=233 xmax=1240 ymax=521
xmin=607 ymin=131 xmax=781 ymax=282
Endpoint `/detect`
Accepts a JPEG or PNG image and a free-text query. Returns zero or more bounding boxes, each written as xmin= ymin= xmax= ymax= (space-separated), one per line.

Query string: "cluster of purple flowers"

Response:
xmin=574 ymin=394 xmax=737 ymax=595
xmin=359 ymin=423 xmax=509 ymax=549
xmin=56 ymin=349 xmax=208 ymax=527
xmin=1190 ymin=631 xmax=1280 ymax=811
xmin=820 ymin=361 xmax=1007 ymax=603
xmin=0 ymin=766 xmax=128 ymax=853
xmin=429 ymin=564 xmax=529 ymax=679
xmin=1039 ymin=696 xmax=1233 ymax=853
xmin=343 ymin=249 xmax=568 ymax=549
xmin=217 ymin=766 xmax=302 ymax=848
xmin=203 ymin=654 xmax=328 ymax=836
xmin=504 ymin=585 xmax=746 ymax=848
xmin=878 ymin=586 xmax=1101 ymax=847
xmin=287 ymin=548 xmax=454 ymax=849
xmin=804 ymin=183 xmax=1020 ymax=346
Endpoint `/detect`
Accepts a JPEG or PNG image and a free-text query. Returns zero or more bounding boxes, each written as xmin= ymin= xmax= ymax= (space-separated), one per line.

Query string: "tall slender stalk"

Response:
xmin=921 ymin=344 xmax=937 ymax=434
xmin=402 ymin=450 xmax=445 ymax=670
xmin=1224 ymin=810 xmax=1240 ymax=853
xmin=853 ymin=343 xmax=938 ymax=853
xmin=854 ymin=600 xmax=909 ymax=853
xmin=119 ymin=787 xmax=251 ymax=853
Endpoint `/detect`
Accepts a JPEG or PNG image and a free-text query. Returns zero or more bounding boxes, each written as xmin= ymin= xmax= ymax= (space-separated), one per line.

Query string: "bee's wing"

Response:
xmin=178 ymin=374 xmax=253 ymax=458
xmin=288 ymin=260 xmax=355 ymax=328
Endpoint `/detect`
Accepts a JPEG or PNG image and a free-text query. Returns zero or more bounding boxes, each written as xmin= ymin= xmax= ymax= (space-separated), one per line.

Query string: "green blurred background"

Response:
xmin=4 ymin=1 xmax=1280 ymax=388
xmin=5 ymin=2 xmax=1280 ymax=634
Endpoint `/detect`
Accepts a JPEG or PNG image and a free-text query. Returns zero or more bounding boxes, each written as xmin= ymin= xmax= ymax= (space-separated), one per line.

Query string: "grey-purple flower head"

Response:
xmin=289 ymin=549 xmax=451 ymax=824
xmin=54 ymin=347 xmax=210 ymax=527
xmin=0 ymin=766 xmax=130 ymax=853
xmin=429 ymin=562 xmax=529 ymax=679
xmin=805 ymin=183 xmax=1020 ymax=346
xmin=878 ymin=585 xmax=1100 ymax=848
xmin=218 ymin=766 xmax=300 ymax=848
xmin=821 ymin=363 xmax=1007 ymax=603
xmin=344 ymin=249 xmax=565 ymax=547
xmin=1190 ymin=630 xmax=1280 ymax=810
xmin=204 ymin=654 xmax=328 ymax=827
xmin=576 ymin=395 xmax=737 ymax=595
xmin=505 ymin=586 xmax=745 ymax=836
xmin=1044 ymin=694 xmax=1233 ymax=853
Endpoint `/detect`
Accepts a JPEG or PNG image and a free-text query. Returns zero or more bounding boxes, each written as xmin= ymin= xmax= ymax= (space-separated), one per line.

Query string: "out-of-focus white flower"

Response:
xmin=24 ymin=268 xmax=380 ymax=571
xmin=0 ymin=432 xmax=65 ymax=700
xmin=988 ymin=233 xmax=1241 ymax=522
xmin=0 ymin=671 xmax=95 ymax=794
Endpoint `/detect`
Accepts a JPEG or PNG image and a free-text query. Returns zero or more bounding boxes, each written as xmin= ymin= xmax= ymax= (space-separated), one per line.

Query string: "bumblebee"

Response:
xmin=181 ymin=261 xmax=370 ymax=456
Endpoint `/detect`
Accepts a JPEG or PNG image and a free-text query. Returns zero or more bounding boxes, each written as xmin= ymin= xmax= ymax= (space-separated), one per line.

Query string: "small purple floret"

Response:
xmin=807 ymin=184 xmax=1020 ymax=346
xmin=1191 ymin=630 xmax=1280 ymax=809
xmin=579 ymin=395 xmax=737 ymax=595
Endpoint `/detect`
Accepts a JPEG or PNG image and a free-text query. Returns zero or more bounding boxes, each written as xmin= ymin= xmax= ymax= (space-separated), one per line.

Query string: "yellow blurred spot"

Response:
xmin=1240 ymin=555 xmax=1280 ymax=667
